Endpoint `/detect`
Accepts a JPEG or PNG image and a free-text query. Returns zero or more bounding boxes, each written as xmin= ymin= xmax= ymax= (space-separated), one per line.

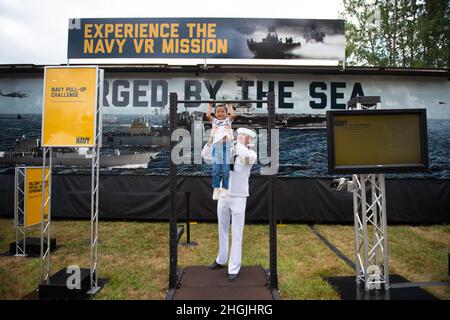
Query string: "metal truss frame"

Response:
xmin=14 ymin=167 xmax=26 ymax=256
xmin=348 ymin=96 xmax=389 ymax=290
xmin=87 ymin=68 xmax=103 ymax=295
xmin=353 ymin=173 xmax=389 ymax=290
xmin=39 ymin=67 xmax=103 ymax=297
xmin=40 ymin=147 xmax=52 ymax=283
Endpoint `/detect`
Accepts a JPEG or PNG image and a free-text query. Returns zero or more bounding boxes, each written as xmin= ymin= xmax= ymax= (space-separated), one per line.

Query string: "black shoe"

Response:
xmin=209 ymin=261 xmax=225 ymax=270
xmin=228 ymin=273 xmax=239 ymax=281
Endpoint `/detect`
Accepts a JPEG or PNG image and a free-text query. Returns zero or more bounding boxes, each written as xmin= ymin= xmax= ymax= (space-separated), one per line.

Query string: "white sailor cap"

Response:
xmin=236 ymin=127 xmax=257 ymax=138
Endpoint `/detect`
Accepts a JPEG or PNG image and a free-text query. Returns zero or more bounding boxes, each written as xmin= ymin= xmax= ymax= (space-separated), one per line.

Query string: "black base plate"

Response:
xmin=8 ymin=237 xmax=57 ymax=256
xmin=22 ymin=278 xmax=107 ymax=300
xmin=325 ymin=274 xmax=439 ymax=300
xmin=35 ymin=267 xmax=104 ymax=300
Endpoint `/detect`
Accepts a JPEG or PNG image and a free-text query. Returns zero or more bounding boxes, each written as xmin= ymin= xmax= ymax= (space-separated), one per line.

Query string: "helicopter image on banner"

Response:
xmin=0 ymin=90 xmax=29 ymax=98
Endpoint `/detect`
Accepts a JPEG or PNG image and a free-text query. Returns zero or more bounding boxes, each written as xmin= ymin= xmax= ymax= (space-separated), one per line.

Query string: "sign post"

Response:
xmin=347 ymin=98 xmax=389 ymax=291
xmin=327 ymin=97 xmax=429 ymax=291
xmin=40 ymin=66 xmax=103 ymax=297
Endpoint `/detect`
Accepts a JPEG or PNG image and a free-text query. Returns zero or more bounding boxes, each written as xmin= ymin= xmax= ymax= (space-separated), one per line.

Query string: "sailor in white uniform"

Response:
xmin=208 ymin=128 xmax=257 ymax=281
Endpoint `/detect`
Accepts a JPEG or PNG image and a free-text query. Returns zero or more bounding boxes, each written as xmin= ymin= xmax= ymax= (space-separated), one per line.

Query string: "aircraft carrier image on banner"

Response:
xmin=0 ymin=139 xmax=159 ymax=168
xmin=102 ymin=115 xmax=170 ymax=147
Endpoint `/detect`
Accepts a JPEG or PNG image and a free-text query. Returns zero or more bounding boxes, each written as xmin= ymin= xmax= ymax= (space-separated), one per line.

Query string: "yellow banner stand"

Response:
xmin=25 ymin=167 xmax=50 ymax=226
xmin=39 ymin=66 xmax=103 ymax=298
xmin=42 ymin=67 xmax=98 ymax=147
xmin=14 ymin=167 xmax=49 ymax=256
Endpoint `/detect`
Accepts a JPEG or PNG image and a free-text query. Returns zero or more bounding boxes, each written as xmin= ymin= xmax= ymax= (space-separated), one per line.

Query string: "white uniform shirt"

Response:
xmin=228 ymin=142 xmax=257 ymax=198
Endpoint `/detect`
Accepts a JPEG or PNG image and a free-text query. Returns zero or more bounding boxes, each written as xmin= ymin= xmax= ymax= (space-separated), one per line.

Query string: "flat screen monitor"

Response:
xmin=326 ymin=109 xmax=429 ymax=174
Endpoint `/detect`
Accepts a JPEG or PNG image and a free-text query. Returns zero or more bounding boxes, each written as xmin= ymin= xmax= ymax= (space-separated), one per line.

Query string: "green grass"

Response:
xmin=317 ymin=224 xmax=450 ymax=299
xmin=0 ymin=218 xmax=449 ymax=300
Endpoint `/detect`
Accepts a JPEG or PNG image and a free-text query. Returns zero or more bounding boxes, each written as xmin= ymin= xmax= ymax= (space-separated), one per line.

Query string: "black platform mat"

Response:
xmin=173 ymin=266 xmax=274 ymax=300
xmin=325 ymin=274 xmax=439 ymax=300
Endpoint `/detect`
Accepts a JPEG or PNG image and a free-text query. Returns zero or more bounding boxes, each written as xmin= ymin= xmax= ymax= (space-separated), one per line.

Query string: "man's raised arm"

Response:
xmin=228 ymin=103 xmax=236 ymax=121
xmin=235 ymin=142 xmax=257 ymax=165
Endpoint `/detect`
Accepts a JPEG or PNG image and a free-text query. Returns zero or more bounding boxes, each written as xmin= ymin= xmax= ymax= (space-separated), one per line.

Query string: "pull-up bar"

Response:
xmin=166 ymin=92 xmax=279 ymax=300
xmin=175 ymin=99 xmax=270 ymax=104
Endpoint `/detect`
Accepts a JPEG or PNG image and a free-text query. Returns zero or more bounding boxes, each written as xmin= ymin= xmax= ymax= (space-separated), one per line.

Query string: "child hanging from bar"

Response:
xmin=206 ymin=101 xmax=236 ymax=200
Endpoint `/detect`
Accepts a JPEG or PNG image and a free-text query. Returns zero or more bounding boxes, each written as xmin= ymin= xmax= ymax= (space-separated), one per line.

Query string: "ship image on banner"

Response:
xmin=67 ymin=18 xmax=345 ymax=61
xmin=246 ymin=26 xmax=303 ymax=59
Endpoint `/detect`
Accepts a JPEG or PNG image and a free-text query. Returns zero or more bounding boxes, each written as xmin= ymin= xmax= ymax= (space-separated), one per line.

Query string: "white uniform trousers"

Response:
xmin=215 ymin=196 xmax=247 ymax=275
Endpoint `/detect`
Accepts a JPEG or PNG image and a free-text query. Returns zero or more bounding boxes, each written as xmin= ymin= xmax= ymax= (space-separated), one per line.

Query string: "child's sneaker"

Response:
xmin=221 ymin=189 xmax=229 ymax=198
xmin=212 ymin=188 xmax=220 ymax=200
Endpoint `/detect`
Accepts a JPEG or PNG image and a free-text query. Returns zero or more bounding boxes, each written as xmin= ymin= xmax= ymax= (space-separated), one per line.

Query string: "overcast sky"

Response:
xmin=0 ymin=0 xmax=344 ymax=64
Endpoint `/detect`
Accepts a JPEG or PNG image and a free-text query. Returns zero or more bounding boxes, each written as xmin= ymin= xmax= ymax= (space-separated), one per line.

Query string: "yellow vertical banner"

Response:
xmin=42 ymin=66 xmax=98 ymax=147
xmin=25 ymin=168 xmax=50 ymax=227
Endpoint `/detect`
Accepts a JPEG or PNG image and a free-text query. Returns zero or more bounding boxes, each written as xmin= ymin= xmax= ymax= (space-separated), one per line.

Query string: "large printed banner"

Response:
xmin=42 ymin=66 xmax=98 ymax=147
xmin=67 ymin=18 xmax=345 ymax=60
xmin=25 ymin=167 xmax=49 ymax=227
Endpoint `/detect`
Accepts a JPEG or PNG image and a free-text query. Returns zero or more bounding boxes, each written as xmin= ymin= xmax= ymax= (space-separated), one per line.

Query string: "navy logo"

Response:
xmin=334 ymin=120 xmax=347 ymax=127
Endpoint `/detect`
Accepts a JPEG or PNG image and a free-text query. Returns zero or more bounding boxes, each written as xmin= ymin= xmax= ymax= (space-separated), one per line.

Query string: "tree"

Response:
xmin=342 ymin=0 xmax=450 ymax=68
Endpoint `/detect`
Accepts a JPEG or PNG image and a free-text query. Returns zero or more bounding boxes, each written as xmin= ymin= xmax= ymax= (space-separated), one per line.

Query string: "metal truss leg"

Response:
xmin=361 ymin=174 xmax=370 ymax=289
xmin=88 ymin=69 xmax=103 ymax=295
xmin=40 ymin=147 xmax=52 ymax=284
xmin=353 ymin=173 xmax=389 ymax=290
xmin=379 ymin=174 xmax=389 ymax=289
xmin=88 ymin=144 xmax=101 ymax=295
xmin=353 ymin=174 xmax=363 ymax=283
xmin=15 ymin=168 xmax=26 ymax=257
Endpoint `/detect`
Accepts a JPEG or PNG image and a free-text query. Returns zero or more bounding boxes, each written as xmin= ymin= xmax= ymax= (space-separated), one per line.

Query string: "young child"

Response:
xmin=206 ymin=102 xmax=236 ymax=200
